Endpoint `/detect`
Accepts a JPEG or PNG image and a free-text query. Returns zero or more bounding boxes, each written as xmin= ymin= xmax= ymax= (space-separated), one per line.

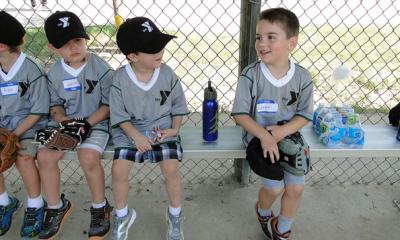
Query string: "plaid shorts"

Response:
xmin=113 ymin=141 xmax=183 ymax=163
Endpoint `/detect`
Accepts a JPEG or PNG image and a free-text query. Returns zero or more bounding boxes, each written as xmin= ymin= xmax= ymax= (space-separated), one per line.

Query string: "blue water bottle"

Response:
xmin=203 ymin=80 xmax=218 ymax=141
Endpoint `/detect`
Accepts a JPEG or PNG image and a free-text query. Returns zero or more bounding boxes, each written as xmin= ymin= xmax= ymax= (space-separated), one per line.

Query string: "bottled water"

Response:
xmin=343 ymin=113 xmax=364 ymax=147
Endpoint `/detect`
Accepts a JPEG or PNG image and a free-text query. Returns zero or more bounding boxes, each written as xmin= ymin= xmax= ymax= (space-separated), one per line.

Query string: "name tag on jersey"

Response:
xmin=0 ymin=82 xmax=18 ymax=96
xmin=257 ymin=99 xmax=278 ymax=113
xmin=63 ymin=78 xmax=81 ymax=91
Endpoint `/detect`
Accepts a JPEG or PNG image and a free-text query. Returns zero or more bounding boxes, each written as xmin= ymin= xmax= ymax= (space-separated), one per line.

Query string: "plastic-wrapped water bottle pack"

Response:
xmin=313 ymin=103 xmax=364 ymax=148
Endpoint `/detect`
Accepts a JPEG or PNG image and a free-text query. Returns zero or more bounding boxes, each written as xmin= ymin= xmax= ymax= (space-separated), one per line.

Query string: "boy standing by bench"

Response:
xmin=37 ymin=11 xmax=113 ymax=239
xmin=110 ymin=17 xmax=189 ymax=240
xmin=232 ymin=8 xmax=314 ymax=240
xmin=0 ymin=11 xmax=49 ymax=238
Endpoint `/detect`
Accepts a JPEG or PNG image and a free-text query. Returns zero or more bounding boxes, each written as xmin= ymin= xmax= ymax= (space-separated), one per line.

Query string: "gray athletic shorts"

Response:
xmin=19 ymin=139 xmax=39 ymax=157
xmin=262 ymin=170 xmax=305 ymax=189
xmin=78 ymin=130 xmax=109 ymax=154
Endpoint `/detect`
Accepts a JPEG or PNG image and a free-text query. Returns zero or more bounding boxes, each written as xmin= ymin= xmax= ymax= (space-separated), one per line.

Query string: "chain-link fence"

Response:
xmin=1 ymin=0 xmax=399 ymax=185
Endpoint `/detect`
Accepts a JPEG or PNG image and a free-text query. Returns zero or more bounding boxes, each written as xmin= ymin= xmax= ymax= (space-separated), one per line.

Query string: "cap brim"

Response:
xmin=140 ymin=33 xmax=176 ymax=54
xmin=53 ymin=32 xmax=90 ymax=49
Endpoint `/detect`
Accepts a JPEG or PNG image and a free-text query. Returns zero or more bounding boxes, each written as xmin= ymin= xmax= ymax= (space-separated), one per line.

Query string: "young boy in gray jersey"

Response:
xmin=232 ymin=8 xmax=314 ymax=240
xmin=0 ymin=11 xmax=49 ymax=238
xmin=38 ymin=11 xmax=113 ymax=240
xmin=110 ymin=17 xmax=189 ymax=240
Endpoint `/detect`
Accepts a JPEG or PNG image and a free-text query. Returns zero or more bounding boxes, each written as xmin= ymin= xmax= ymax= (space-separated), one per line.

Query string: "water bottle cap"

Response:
xmin=204 ymin=80 xmax=217 ymax=100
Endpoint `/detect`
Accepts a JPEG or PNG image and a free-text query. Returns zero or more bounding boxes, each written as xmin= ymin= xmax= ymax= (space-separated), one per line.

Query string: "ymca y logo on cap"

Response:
xmin=58 ymin=17 xmax=70 ymax=28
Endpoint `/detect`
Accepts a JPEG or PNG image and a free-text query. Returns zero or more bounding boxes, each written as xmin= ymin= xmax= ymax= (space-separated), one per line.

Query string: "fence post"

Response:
xmin=234 ymin=0 xmax=261 ymax=186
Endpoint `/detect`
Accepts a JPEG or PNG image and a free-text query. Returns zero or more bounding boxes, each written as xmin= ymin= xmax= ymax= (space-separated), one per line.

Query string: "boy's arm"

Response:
xmin=13 ymin=115 xmax=41 ymax=137
xmin=50 ymin=106 xmax=70 ymax=123
xmin=120 ymin=121 xmax=153 ymax=153
xmin=268 ymin=116 xmax=309 ymax=142
xmin=86 ymin=105 xmax=110 ymax=126
xmin=157 ymin=115 xmax=183 ymax=141
xmin=234 ymin=114 xmax=280 ymax=163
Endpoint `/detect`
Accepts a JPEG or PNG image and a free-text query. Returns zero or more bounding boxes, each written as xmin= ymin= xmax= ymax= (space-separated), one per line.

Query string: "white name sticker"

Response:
xmin=0 ymin=82 xmax=18 ymax=96
xmin=256 ymin=99 xmax=278 ymax=113
xmin=63 ymin=78 xmax=81 ymax=91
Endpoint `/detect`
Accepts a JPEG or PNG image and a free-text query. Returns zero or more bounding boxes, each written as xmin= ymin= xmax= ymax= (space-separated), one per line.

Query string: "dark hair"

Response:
xmin=259 ymin=8 xmax=299 ymax=38
xmin=8 ymin=45 xmax=21 ymax=53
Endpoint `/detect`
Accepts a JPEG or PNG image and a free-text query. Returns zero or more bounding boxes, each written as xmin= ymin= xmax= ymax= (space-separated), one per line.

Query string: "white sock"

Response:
xmin=92 ymin=200 xmax=106 ymax=209
xmin=27 ymin=195 xmax=44 ymax=209
xmin=48 ymin=200 xmax=63 ymax=209
xmin=0 ymin=192 xmax=10 ymax=206
xmin=116 ymin=205 xmax=128 ymax=218
xmin=169 ymin=206 xmax=181 ymax=216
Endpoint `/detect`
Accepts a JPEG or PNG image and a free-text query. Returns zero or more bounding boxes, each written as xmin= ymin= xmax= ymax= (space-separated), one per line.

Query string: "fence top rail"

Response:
xmin=61 ymin=124 xmax=400 ymax=160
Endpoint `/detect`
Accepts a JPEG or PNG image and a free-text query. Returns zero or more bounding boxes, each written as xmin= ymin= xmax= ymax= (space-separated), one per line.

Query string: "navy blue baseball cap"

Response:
xmin=44 ymin=11 xmax=90 ymax=49
xmin=246 ymin=137 xmax=284 ymax=180
xmin=0 ymin=11 xmax=25 ymax=46
xmin=117 ymin=17 xmax=176 ymax=55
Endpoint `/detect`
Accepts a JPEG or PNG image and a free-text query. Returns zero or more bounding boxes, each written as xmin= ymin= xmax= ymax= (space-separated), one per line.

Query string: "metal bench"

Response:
xmin=61 ymin=124 xmax=400 ymax=184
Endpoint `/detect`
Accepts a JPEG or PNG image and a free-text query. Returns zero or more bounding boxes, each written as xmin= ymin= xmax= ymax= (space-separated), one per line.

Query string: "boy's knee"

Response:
xmin=16 ymin=154 xmax=33 ymax=165
xmin=261 ymin=186 xmax=284 ymax=198
xmin=284 ymin=185 xmax=304 ymax=198
xmin=112 ymin=163 xmax=128 ymax=181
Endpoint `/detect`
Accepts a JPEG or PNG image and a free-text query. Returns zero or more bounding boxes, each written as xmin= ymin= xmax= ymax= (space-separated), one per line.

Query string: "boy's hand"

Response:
xmin=266 ymin=125 xmax=286 ymax=142
xmin=132 ymin=133 xmax=153 ymax=153
xmin=156 ymin=126 xmax=178 ymax=142
xmin=259 ymin=132 xmax=279 ymax=163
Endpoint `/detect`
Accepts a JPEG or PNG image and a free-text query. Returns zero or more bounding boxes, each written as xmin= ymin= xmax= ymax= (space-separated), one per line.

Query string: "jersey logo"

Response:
xmin=287 ymin=91 xmax=299 ymax=106
xmin=160 ymin=91 xmax=171 ymax=105
xmin=141 ymin=21 xmax=153 ymax=32
xmin=58 ymin=17 xmax=70 ymax=28
xmin=85 ymin=79 xmax=98 ymax=94
xmin=19 ymin=82 xmax=29 ymax=97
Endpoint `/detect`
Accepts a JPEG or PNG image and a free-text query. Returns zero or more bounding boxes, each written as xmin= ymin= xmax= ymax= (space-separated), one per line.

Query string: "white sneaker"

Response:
xmin=166 ymin=208 xmax=184 ymax=240
xmin=111 ymin=208 xmax=136 ymax=240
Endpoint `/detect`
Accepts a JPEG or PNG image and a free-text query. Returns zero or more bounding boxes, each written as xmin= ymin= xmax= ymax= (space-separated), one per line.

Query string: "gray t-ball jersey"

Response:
xmin=0 ymin=53 xmax=49 ymax=139
xmin=110 ymin=63 xmax=189 ymax=148
xmin=232 ymin=60 xmax=314 ymax=144
xmin=47 ymin=53 xmax=113 ymax=132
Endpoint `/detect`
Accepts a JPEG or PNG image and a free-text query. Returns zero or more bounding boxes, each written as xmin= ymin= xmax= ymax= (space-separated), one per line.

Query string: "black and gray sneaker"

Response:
xmin=38 ymin=194 xmax=72 ymax=239
xmin=88 ymin=199 xmax=113 ymax=239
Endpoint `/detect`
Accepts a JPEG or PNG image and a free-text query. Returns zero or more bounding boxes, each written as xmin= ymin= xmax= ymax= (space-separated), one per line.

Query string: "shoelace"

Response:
xmin=170 ymin=216 xmax=182 ymax=239
xmin=23 ymin=209 xmax=39 ymax=228
xmin=42 ymin=209 xmax=60 ymax=229
xmin=90 ymin=208 xmax=105 ymax=227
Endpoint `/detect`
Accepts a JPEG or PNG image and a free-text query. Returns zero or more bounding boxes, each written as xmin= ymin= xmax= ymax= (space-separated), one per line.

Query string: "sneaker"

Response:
xmin=255 ymin=202 xmax=274 ymax=239
xmin=88 ymin=199 xmax=113 ymax=239
xmin=269 ymin=217 xmax=291 ymax=240
xmin=111 ymin=208 xmax=136 ymax=240
xmin=0 ymin=196 xmax=21 ymax=236
xmin=20 ymin=205 xmax=45 ymax=238
xmin=166 ymin=208 xmax=184 ymax=240
xmin=38 ymin=194 xmax=72 ymax=239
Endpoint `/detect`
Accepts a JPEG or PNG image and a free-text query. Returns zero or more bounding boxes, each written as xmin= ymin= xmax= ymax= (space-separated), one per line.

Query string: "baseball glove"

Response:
xmin=59 ymin=118 xmax=92 ymax=142
xmin=0 ymin=128 xmax=21 ymax=173
xmin=35 ymin=118 xmax=92 ymax=151
xmin=278 ymin=131 xmax=311 ymax=176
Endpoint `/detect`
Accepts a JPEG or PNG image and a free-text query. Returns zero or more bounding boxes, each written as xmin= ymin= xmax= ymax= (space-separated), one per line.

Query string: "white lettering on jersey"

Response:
xmin=0 ymin=82 xmax=18 ymax=96
xmin=58 ymin=17 xmax=70 ymax=28
xmin=141 ymin=21 xmax=153 ymax=32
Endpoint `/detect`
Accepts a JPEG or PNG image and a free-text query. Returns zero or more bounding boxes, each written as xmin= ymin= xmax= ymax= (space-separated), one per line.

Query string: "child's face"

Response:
xmin=128 ymin=49 xmax=165 ymax=69
xmin=255 ymin=20 xmax=297 ymax=66
xmin=49 ymin=38 xmax=87 ymax=65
